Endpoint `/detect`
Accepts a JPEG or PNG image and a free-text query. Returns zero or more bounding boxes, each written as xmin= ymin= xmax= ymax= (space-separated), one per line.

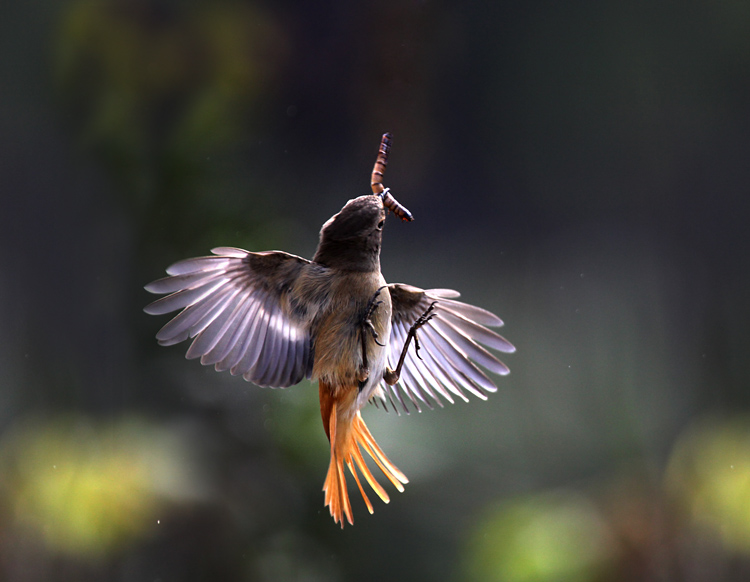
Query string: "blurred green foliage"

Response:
xmin=55 ymin=0 xmax=287 ymax=189
xmin=464 ymin=491 xmax=614 ymax=582
xmin=0 ymin=415 xmax=207 ymax=559
xmin=667 ymin=416 xmax=750 ymax=554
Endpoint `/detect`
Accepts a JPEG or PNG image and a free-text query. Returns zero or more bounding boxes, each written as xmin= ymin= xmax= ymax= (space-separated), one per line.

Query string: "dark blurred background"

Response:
xmin=2 ymin=1 xmax=750 ymax=580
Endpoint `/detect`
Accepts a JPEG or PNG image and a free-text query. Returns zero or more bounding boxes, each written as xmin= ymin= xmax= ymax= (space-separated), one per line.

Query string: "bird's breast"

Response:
xmin=311 ymin=271 xmax=391 ymax=396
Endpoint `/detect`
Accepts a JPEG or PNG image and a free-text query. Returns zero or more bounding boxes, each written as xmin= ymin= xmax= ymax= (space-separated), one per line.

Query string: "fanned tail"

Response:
xmin=319 ymin=383 xmax=409 ymax=527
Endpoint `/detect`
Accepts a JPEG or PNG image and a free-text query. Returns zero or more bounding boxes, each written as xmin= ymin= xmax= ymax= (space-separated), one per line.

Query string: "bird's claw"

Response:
xmin=363 ymin=287 xmax=387 ymax=346
xmin=410 ymin=301 xmax=436 ymax=361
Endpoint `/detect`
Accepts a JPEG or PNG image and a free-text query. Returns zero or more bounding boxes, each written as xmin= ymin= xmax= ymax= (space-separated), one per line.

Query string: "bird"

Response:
xmin=144 ymin=133 xmax=515 ymax=527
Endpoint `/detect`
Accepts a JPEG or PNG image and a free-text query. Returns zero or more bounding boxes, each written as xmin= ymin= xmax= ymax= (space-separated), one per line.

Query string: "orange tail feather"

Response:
xmin=319 ymin=383 xmax=408 ymax=527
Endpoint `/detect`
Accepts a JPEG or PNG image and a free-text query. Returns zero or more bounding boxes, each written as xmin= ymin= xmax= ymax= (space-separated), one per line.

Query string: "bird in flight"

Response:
xmin=144 ymin=133 xmax=515 ymax=527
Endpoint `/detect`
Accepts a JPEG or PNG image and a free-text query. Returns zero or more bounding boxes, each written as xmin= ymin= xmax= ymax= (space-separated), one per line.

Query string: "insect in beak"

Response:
xmin=370 ymin=133 xmax=414 ymax=222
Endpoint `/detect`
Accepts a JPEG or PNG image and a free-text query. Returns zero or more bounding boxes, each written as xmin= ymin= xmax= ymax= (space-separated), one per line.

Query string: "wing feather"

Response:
xmin=438 ymin=310 xmax=515 ymax=353
xmin=267 ymin=315 xmax=291 ymax=388
xmin=144 ymin=248 xmax=314 ymax=389
xmin=144 ymin=277 xmax=230 ymax=316
xmin=204 ymin=291 xmax=255 ymax=367
xmin=215 ymin=296 xmax=262 ymax=372
xmin=249 ymin=309 xmax=280 ymax=387
xmin=189 ymin=288 xmax=246 ymax=360
xmin=380 ymin=284 xmax=514 ymax=413
xmin=239 ymin=297 xmax=275 ymax=383
xmin=233 ymin=293 xmax=273 ymax=376
xmin=166 ymin=256 xmax=233 ymax=276
xmin=431 ymin=318 xmax=510 ymax=376
xmin=392 ymin=321 xmax=445 ymax=410
xmin=274 ymin=323 xmax=296 ymax=387
xmin=145 ymin=269 xmax=225 ymax=295
xmin=154 ymin=285 xmax=237 ymax=346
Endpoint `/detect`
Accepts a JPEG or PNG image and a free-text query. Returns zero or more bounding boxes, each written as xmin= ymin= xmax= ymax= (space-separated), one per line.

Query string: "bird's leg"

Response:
xmin=359 ymin=286 xmax=387 ymax=390
xmin=363 ymin=286 xmax=387 ymax=347
xmin=383 ymin=301 xmax=437 ymax=386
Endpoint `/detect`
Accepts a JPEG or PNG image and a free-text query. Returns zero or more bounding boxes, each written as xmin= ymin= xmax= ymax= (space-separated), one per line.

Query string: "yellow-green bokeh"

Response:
xmin=666 ymin=415 xmax=750 ymax=554
xmin=463 ymin=491 xmax=614 ymax=582
xmin=0 ymin=415 xmax=206 ymax=560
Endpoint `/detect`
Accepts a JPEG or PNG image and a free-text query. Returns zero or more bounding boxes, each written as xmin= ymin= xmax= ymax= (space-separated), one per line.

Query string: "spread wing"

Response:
xmin=377 ymin=284 xmax=515 ymax=414
xmin=144 ymin=247 xmax=314 ymax=388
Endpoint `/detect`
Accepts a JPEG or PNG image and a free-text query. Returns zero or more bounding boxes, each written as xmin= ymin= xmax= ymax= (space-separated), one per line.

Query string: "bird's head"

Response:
xmin=313 ymin=195 xmax=387 ymax=271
